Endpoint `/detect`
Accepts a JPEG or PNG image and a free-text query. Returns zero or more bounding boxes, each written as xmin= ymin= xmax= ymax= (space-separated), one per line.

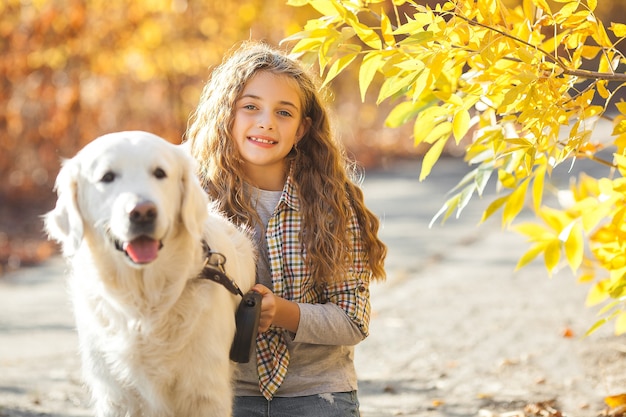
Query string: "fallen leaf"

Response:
xmin=562 ymin=327 xmax=574 ymax=338
xmin=606 ymin=393 xmax=626 ymax=408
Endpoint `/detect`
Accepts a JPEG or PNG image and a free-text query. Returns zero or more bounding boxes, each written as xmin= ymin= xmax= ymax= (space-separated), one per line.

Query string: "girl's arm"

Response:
xmin=253 ymin=282 xmax=367 ymax=346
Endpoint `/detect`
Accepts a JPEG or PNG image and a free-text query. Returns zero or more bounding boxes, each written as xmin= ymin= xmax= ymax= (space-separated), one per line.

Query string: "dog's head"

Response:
xmin=44 ymin=131 xmax=208 ymax=267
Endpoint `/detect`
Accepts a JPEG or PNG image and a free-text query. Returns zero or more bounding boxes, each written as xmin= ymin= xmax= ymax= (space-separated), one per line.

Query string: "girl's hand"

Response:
xmin=251 ymin=283 xmax=277 ymax=333
xmin=251 ymin=283 xmax=301 ymax=334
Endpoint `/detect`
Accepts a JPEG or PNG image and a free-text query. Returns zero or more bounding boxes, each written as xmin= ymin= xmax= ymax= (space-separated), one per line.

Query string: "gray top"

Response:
xmin=235 ymin=185 xmax=365 ymax=397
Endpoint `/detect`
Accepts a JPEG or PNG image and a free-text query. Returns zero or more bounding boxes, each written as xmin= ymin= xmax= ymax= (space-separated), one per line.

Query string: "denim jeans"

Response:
xmin=233 ymin=391 xmax=360 ymax=417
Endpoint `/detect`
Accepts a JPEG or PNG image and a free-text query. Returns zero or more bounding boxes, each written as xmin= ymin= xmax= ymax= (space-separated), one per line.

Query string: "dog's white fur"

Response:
xmin=44 ymin=131 xmax=255 ymax=417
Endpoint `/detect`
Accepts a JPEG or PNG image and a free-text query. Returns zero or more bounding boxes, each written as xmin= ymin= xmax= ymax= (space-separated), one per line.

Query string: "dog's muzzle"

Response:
xmin=112 ymin=200 xmax=163 ymax=264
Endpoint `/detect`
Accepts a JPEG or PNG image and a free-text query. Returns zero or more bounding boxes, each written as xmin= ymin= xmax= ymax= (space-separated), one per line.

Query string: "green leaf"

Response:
xmin=475 ymin=162 xmax=495 ymax=196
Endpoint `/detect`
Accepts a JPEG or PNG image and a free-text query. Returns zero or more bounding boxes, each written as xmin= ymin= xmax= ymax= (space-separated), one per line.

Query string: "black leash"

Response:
xmin=198 ymin=240 xmax=261 ymax=364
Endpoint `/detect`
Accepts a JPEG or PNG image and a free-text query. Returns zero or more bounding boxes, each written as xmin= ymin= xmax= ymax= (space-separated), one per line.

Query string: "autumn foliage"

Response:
xmin=285 ymin=0 xmax=626 ymax=334
xmin=0 ymin=0 xmax=313 ymax=271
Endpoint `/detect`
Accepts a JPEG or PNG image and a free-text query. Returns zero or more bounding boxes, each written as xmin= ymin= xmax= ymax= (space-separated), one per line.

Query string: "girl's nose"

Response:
xmin=257 ymin=112 xmax=274 ymax=130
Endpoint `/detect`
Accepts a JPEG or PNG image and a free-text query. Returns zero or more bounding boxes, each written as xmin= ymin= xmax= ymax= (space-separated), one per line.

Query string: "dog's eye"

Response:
xmin=154 ymin=168 xmax=167 ymax=179
xmin=100 ymin=171 xmax=116 ymax=183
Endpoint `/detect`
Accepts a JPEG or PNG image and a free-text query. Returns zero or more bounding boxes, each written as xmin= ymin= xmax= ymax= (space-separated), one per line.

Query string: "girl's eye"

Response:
xmin=153 ymin=167 xmax=167 ymax=179
xmin=100 ymin=171 xmax=116 ymax=183
xmin=243 ymin=104 xmax=257 ymax=110
xmin=278 ymin=110 xmax=292 ymax=117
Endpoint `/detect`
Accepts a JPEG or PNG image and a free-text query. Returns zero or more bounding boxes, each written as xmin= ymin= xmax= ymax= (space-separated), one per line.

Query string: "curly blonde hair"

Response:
xmin=185 ymin=41 xmax=386 ymax=283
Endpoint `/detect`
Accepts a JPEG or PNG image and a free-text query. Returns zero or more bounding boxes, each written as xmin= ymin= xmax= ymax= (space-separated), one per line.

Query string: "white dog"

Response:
xmin=44 ymin=131 xmax=256 ymax=417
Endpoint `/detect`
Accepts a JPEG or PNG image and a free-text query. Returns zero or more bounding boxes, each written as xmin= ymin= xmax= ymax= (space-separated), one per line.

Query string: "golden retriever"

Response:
xmin=44 ymin=131 xmax=256 ymax=417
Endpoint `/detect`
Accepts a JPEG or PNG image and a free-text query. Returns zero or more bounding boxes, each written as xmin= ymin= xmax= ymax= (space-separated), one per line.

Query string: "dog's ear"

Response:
xmin=179 ymin=151 xmax=209 ymax=241
xmin=43 ymin=158 xmax=84 ymax=256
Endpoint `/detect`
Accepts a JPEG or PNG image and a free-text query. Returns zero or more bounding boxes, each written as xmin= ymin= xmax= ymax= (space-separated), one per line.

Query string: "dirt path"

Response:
xmin=1 ymin=158 xmax=624 ymax=417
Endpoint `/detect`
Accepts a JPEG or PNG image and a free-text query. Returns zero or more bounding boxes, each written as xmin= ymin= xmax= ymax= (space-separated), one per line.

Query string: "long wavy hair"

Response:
xmin=185 ymin=41 xmax=386 ymax=284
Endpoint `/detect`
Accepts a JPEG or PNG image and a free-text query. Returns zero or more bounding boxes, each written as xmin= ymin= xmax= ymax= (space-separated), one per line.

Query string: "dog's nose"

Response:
xmin=129 ymin=201 xmax=157 ymax=224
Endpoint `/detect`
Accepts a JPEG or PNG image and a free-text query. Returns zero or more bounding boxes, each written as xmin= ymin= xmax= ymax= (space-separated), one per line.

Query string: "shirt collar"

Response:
xmin=279 ymin=163 xmax=300 ymax=211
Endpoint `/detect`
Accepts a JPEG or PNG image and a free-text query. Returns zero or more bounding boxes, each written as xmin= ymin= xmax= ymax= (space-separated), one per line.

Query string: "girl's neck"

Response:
xmin=243 ymin=164 xmax=287 ymax=191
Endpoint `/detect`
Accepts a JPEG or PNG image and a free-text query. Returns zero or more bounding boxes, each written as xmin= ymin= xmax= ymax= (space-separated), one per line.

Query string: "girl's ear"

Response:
xmin=296 ymin=116 xmax=312 ymax=142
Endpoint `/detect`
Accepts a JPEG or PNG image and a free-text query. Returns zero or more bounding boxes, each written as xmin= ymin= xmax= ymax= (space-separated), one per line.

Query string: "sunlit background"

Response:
xmin=1 ymin=0 xmax=625 ymax=271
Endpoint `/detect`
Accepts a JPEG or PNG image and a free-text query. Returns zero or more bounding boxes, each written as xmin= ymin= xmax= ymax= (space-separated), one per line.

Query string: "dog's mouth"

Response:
xmin=115 ymin=236 xmax=163 ymax=264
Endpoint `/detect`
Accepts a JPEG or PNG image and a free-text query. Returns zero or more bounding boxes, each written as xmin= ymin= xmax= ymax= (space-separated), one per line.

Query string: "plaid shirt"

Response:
xmin=256 ymin=172 xmax=373 ymax=400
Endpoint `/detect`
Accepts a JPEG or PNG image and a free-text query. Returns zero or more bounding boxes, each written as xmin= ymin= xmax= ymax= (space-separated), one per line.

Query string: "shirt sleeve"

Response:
xmin=292 ymin=207 xmax=373 ymax=346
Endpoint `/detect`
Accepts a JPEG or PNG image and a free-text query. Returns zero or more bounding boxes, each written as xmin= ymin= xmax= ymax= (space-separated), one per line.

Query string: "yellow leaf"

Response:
xmin=377 ymin=71 xmax=417 ymax=104
xmin=532 ymin=163 xmax=546 ymax=211
xmin=564 ymin=221 xmax=584 ymax=271
xmin=513 ymin=222 xmax=552 ymax=239
xmin=322 ymin=52 xmax=358 ymax=88
xmin=516 ymin=242 xmax=547 ymax=270
xmin=586 ymin=280 xmax=609 ymax=306
xmin=423 ymin=121 xmax=452 ymax=145
xmin=597 ymin=79 xmax=609 ymax=99
xmin=308 ymin=0 xmax=340 ymax=17
xmin=420 ymin=138 xmax=447 ymax=181
xmin=612 ymin=119 xmax=626 ymax=135
xmin=359 ymin=51 xmax=384 ymax=102
xmin=588 ymin=0 xmax=597 ymax=12
xmin=610 ymin=23 xmax=626 ymax=38
xmin=605 ymin=393 xmax=626 ymax=408
xmin=452 ymin=110 xmax=471 ymax=143
xmin=350 ymin=19 xmax=382 ymax=49
xmin=616 ymin=101 xmax=626 ymax=115
xmin=580 ymin=45 xmax=601 ymax=60
xmin=380 ymin=8 xmax=395 ymax=47
xmin=481 ymin=195 xmax=508 ymax=223
xmin=385 ymin=101 xmax=419 ymax=128
xmin=499 ymin=170 xmax=517 ymax=189
xmin=503 ymin=178 xmax=530 ymax=226
xmin=544 ymin=239 xmax=561 ymax=273
xmin=592 ymin=20 xmax=613 ymax=48
xmin=615 ymin=313 xmax=626 ymax=336
xmin=532 ymin=0 xmax=552 ymax=15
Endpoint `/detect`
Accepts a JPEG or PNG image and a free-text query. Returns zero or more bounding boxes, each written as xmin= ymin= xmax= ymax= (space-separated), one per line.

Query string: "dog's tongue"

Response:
xmin=123 ymin=237 xmax=160 ymax=264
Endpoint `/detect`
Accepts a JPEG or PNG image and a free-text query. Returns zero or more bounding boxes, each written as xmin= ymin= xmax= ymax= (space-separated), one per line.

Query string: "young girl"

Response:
xmin=185 ymin=41 xmax=387 ymax=417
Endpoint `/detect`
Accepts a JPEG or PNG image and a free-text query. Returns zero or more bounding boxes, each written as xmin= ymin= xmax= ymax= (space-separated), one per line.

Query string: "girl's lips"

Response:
xmin=248 ymin=136 xmax=277 ymax=145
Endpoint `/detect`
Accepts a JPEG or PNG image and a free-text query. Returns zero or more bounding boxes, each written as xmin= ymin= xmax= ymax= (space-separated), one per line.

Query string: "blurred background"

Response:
xmin=1 ymin=0 xmax=625 ymax=273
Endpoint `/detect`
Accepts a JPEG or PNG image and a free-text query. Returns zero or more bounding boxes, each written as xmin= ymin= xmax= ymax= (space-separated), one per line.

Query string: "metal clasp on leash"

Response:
xmin=200 ymin=241 xmax=244 ymax=298
xmin=199 ymin=241 xmax=261 ymax=363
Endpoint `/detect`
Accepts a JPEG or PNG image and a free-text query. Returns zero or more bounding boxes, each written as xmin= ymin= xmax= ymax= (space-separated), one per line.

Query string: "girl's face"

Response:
xmin=231 ymin=71 xmax=309 ymax=190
